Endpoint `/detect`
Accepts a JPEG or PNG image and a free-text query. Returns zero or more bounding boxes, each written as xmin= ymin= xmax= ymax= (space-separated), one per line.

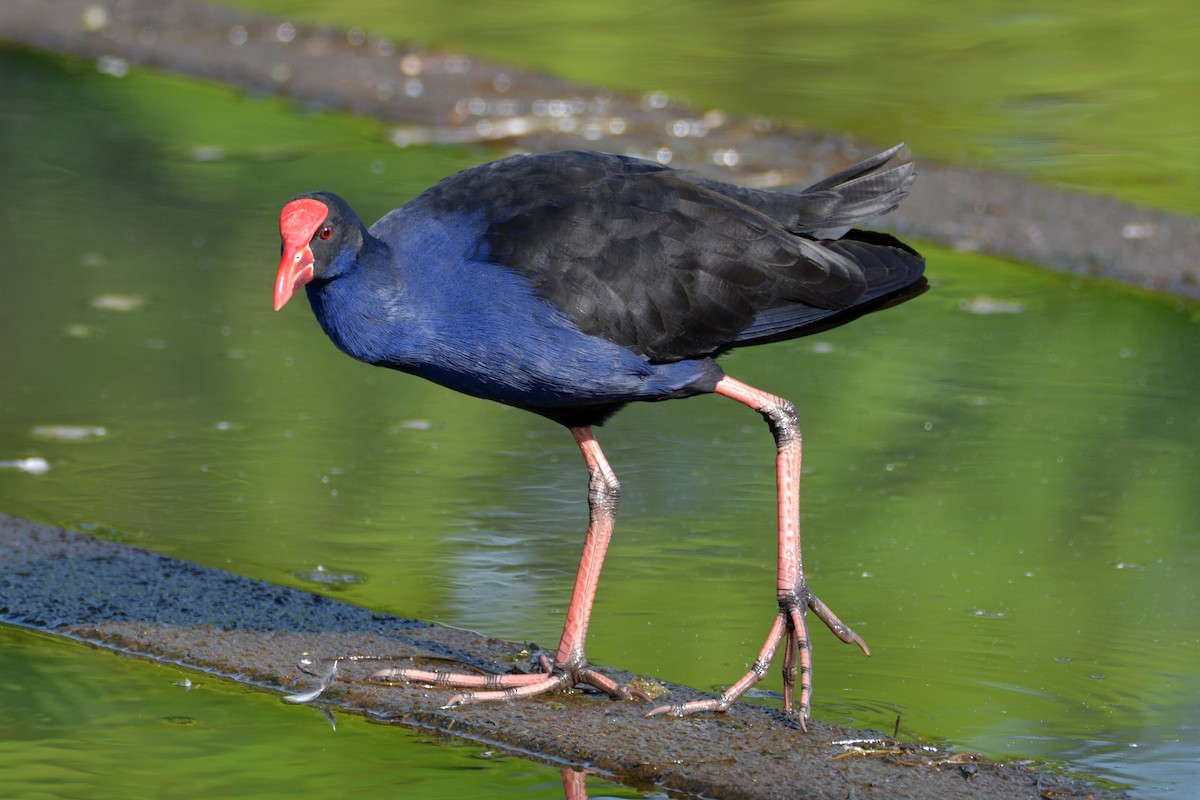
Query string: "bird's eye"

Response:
xmin=319 ymin=225 xmax=333 ymax=240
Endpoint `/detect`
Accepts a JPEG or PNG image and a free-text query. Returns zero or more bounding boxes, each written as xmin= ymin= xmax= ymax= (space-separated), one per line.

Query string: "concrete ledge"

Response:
xmin=1 ymin=514 xmax=1125 ymax=799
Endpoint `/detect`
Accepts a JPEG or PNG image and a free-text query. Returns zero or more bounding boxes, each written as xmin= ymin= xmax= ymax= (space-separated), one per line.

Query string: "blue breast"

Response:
xmin=305 ymin=205 xmax=721 ymax=415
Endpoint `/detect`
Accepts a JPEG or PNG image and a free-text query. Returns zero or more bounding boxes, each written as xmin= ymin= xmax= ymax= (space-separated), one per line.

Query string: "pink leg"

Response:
xmin=647 ymin=375 xmax=869 ymax=728
xmin=369 ymin=426 xmax=639 ymax=706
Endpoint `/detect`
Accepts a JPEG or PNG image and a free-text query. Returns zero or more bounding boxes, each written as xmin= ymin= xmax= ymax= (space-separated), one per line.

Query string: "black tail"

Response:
xmin=733 ymin=228 xmax=926 ymax=347
xmin=698 ymin=144 xmax=916 ymax=239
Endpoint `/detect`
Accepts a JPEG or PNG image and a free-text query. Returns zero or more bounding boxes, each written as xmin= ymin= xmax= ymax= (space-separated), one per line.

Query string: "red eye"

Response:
xmin=319 ymin=225 xmax=333 ymax=240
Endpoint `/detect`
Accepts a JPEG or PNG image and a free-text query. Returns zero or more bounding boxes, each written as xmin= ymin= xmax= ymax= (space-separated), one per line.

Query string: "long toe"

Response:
xmin=442 ymin=671 xmax=573 ymax=707
xmin=807 ymin=591 xmax=871 ymax=655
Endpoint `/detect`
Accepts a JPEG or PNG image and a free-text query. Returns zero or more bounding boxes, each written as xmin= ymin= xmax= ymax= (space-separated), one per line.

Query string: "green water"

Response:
xmin=1 ymin=2 xmax=1198 ymax=797
xmin=234 ymin=0 xmax=1200 ymax=214
xmin=0 ymin=627 xmax=640 ymax=799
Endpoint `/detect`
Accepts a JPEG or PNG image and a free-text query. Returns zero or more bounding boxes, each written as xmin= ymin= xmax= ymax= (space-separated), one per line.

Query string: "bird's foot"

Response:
xmin=367 ymin=653 xmax=647 ymax=708
xmin=646 ymin=584 xmax=868 ymax=729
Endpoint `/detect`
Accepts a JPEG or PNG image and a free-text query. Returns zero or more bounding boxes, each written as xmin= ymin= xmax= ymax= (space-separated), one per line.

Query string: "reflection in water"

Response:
xmin=563 ymin=768 xmax=588 ymax=800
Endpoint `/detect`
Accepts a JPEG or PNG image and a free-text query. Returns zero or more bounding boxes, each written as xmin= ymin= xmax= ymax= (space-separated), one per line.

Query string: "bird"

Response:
xmin=273 ymin=144 xmax=926 ymax=727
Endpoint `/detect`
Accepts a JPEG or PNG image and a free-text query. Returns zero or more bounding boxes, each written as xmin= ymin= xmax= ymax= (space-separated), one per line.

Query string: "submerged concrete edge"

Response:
xmin=1 ymin=513 xmax=1126 ymax=799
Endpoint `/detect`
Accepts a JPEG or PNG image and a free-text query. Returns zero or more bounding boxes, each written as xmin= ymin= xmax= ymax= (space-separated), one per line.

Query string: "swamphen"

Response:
xmin=274 ymin=145 xmax=926 ymax=726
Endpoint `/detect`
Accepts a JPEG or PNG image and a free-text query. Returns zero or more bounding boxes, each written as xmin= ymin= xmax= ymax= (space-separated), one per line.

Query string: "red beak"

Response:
xmin=274 ymin=197 xmax=329 ymax=311
xmin=274 ymin=242 xmax=314 ymax=311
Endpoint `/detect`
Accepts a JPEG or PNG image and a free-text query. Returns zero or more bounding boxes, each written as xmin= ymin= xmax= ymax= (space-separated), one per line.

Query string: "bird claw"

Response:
xmin=641 ymin=587 xmax=868 ymax=725
xmin=441 ymin=693 xmax=470 ymax=709
xmin=645 ymin=700 xmax=716 ymax=718
xmin=365 ymin=656 xmax=644 ymax=708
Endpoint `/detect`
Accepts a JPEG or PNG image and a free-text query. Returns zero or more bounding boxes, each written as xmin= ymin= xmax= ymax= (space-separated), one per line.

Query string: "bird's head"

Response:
xmin=274 ymin=192 xmax=362 ymax=311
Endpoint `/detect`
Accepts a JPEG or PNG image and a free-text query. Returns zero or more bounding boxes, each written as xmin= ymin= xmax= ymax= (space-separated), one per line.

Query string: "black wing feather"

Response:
xmin=420 ymin=149 xmax=924 ymax=362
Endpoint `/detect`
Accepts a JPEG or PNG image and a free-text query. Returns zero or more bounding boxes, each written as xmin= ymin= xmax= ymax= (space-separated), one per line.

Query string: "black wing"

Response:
xmin=422 ymin=149 xmax=924 ymax=362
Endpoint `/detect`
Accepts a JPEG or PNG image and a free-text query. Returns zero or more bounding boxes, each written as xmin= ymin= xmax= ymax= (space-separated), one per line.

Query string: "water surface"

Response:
xmin=1 ymin=4 xmax=1198 ymax=796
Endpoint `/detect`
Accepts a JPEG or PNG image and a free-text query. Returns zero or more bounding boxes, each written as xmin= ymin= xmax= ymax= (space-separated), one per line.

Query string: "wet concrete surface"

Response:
xmin=1 ymin=0 xmax=1197 ymax=298
xmin=2 ymin=513 xmax=1126 ymax=799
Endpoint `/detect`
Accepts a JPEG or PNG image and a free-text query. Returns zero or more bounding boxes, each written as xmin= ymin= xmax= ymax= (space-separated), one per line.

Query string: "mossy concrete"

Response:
xmin=2 ymin=514 xmax=1125 ymax=799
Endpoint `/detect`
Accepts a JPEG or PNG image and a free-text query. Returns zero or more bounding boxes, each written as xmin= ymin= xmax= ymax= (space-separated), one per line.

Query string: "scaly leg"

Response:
xmin=646 ymin=376 xmax=869 ymax=728
xmin=369 ymin=426 xmax=638 ymax=706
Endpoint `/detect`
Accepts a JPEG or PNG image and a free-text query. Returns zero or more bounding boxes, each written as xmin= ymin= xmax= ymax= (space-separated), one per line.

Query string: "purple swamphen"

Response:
xmin=274 ymin=145 xmax=926 ymax=726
